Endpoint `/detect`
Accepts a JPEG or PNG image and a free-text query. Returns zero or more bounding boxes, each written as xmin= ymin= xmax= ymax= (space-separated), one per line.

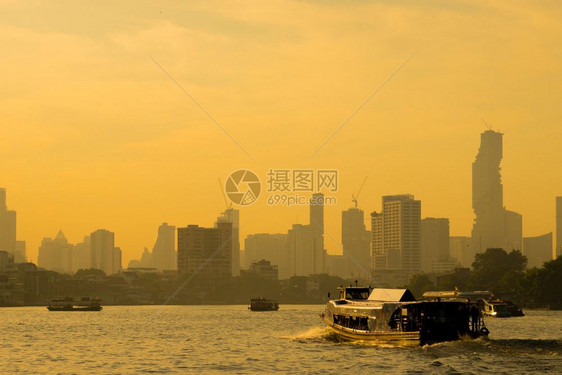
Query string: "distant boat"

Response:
xmin=423 ymin=290 xmax=524 ymax=318
xmin=47 ymin=297 xmax=103 ymax=311
xmin=249 ymin=298 xmax=279 ymax=311
xmin=482 ymin=298 xmax=524 ymax=317
xmin=321 ymin=286 xmax=489 ymax=345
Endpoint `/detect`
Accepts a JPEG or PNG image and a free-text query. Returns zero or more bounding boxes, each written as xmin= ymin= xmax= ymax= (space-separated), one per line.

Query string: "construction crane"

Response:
xmin=482 ymin=118 xmax=492 ymax=130
xmin=352 ymin=176 xmax=368 ymax=209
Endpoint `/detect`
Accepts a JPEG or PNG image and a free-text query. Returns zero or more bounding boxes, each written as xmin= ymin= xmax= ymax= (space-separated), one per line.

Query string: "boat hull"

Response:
xmin=322 ymin=314 xmax=420 ymax=344
xmin=249 ymin=306 xmax=279 ymax=311
xmin=47 ymin=306 xmax=103 ymax=311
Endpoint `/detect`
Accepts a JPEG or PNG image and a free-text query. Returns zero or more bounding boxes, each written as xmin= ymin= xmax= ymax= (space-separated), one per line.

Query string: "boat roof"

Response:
xmin=367 ymin=288 xmax=416 ymax=302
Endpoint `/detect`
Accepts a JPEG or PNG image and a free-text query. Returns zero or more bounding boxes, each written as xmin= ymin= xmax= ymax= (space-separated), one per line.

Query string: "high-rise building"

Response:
xmin=90 ymin=229 xmax=121 ymax=275
xmin=371 ymin=195 xmax=421 ymax=274
xmin=471 ymin=130 xmax=504 ymax=253
xmin=152 ymin=222 xmax=176 ymax=271
xmin=470 ymin=130 xmax=522 ymax=254
xmin=310 ymin=193 xmax=324 ymax=234
xmin=37 ymin=230 xmax=74 ymax=274
xmin=450 ymin=236 xmax=472 ymax=268
xmin=288 ymin=224 xmax=325 ymax=276
xmin=287 ymin=194 xmax=325 ymax=276
xmin=505 ymin=210 xmax=523 ymax=251
xmin=0 ymin=188 xmax=17 ymax=258
xmin=371 ymin=211 xmax=384 ymax=270
xmin=552 ymin=197 xmax=562 ymax=259
xmin=421 ymin=218 xmax=450 ymax=273
xmin=177 ymin=222 xmax=232 ymax=285
xmin=244 ymin=233 xmax=290 ymax=278
xmin=342 ymin=207 xmax=371 ymax=277
xmin=523 ymin=232 xmax=553 ymax=268
xmin=216 ymin=209 xmax=240 ymax=276
xmin=75 ymin=236 xmax=91 ymax=271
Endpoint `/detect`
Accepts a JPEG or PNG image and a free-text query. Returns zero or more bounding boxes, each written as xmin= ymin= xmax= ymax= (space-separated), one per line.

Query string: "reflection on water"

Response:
xmin=1 ymin=306 xmax=561 ymax=374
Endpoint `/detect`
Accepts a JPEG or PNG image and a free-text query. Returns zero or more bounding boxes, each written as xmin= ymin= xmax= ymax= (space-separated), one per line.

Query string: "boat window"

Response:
xmin=346 ymin=289 xmax=370 ymax=300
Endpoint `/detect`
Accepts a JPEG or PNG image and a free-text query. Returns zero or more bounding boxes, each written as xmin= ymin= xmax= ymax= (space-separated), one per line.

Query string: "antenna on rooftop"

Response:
xmin=482 ymin=118 xmax=492 ymax=131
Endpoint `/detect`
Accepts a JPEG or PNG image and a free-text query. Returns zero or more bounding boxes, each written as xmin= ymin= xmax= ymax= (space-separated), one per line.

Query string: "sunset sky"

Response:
xmin=1 ymin=0 xmax=561 ymax=265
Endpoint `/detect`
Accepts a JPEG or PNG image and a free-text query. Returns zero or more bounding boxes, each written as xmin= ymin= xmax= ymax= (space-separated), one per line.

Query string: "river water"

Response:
xmin=1 ymin=305 xmax=561 ymax=374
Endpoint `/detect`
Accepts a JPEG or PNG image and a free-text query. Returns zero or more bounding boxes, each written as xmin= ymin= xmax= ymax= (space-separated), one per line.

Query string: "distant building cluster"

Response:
xmin=37 ymin=229 xmax=122 ymax=275
xmin=1 ymin=130 xmax=561 ymax=290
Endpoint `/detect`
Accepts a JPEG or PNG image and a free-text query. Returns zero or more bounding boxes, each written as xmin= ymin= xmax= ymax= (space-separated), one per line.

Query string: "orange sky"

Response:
xmin=1 ymin=0 xmax=561 ymax=265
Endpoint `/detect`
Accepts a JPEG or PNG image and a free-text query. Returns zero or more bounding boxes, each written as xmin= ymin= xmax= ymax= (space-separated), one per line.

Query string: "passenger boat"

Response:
xmin=47 ymin=297 xmax=103 ymax=311
xmin=249 ymin=297 xmax=279 ymax=311
xmin=482 ymin=298 xmax=524 ymax=317
xmin=423 ymin=290 xmax=524 ymax=318
xmin=321 ymin=287 xmax=489 ymax=345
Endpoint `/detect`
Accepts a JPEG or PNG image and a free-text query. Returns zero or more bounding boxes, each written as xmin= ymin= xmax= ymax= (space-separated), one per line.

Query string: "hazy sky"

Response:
xmin=1 ymin=0 xmax=561 ymax=265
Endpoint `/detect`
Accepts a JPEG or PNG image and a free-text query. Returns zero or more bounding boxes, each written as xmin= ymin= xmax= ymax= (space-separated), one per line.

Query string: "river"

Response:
xmin=1 ymin=306 xmax=561 ymax=374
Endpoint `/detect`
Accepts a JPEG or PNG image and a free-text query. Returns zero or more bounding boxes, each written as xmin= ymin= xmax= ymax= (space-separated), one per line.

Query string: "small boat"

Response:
xmin=47 ymin=297 xmax=103 ymax=311
xmin=482 ymin=298 xmax=524 ymax=317
xmin=249 ymin=297 xmax=279 ymax=311
xmin=321 ymin=286 xmax=489 ymax=345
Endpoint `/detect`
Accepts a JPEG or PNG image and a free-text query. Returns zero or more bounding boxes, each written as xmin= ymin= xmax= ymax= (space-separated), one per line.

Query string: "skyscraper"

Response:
xmin=287 ymin=193 xmax=325 ymax=276
xmin=553 ymin=197 xmax=562 ymax=259
xmin=37 ymin=230 xmax=74 ymax=273
xmin=471 ymin=130 xmax=505 ymax=252
xmin=0 ymin=188 xmax=17 ymax=256
xmin=504 ymin=210 xmax=523 ymax=251
xmin=310 ymin=193 xmax=324 ymax=234
xmin=371 ymin=211 xmax=384 ymax=269
xmin=244 ymin=233 xmax=290 ymax=278
xmin=90 ymin=229 xmax=121 ymax=275
xmin=342 ymin=207 xmax=371 ymax=277
xmin=371 ymin=195 xmax=421 ymax=274
xmin=216 ymin=209 xmax=240 ymax=276
xmin=421 ymin=218 xmax=450 ymax=273
xmin=471 ymin=130 xmax=522 ymax=254
xmin=152 ymin=222 xmax=176 ymax=271
xmin=450 ymin=236 xmax=472 ymax=268
xmin=177 ymin=222 xmax=232 ymax=285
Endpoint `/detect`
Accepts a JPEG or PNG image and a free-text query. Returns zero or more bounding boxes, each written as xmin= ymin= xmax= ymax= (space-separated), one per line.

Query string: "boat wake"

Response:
xmin=283 ymin=327 xmax=419 ymax=347
xmin=280 ymin=327 xmax=335 ymax=342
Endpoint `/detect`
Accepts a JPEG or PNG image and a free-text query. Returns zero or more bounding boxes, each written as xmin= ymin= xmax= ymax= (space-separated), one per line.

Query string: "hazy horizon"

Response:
xmin=1 ymin=0 xmax=561 ymax=265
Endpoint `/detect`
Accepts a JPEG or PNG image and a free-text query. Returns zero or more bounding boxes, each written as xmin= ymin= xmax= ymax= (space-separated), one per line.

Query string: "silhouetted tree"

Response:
xmin=533 ymin=256 xmax=562 ymax=309
xmin=75 ymin=268 xmax=106 ymax=277
xmin=471 ymin=248 xmax=527 ymax=293
xmin=407 ymin=274 xmax=436 ymax=299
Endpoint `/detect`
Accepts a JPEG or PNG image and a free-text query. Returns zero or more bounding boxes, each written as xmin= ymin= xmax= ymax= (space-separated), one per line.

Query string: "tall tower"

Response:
xmin=371 ymin=195 xmax=421 ymax=274
xmin=552 ymin=197 xmax=562 ymax=259
xmin=342 ymin=208 xmax=371 ymax=277
xmin=309 ymin=193 xmax=324 ymax=234
xmin=471 ymin=130 xmax=522 ymax=256
xmin=216 ymin=209 xmax=240 ymax=276
xmin=0 ymin=188 xmax=16 ymax=255
xmin=152 ymin=222 xmax=177 ymax=271
xmin=371 ymin=211 xmax=384 ymax=269
xmin=471 ymin=130 xmax=505 ymax=253
xmin=177 ymin=223 xmax=232 ymax=283
xmin=90 ymin=229 xmax=120 ymax=275
xmin=421 ymin=218 xmax=450 ymax=273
